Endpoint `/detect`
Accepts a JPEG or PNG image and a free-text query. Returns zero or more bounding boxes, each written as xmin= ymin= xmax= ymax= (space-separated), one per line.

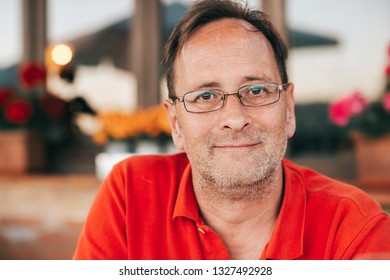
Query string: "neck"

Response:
xmin=193 ymin=166 xmax=284 ymax=259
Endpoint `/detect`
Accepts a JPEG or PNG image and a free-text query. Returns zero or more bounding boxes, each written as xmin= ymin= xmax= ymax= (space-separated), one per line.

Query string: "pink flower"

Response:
xmin=385 ymin=64 xmax=390 ymax=77
xmin=349 ymin=92 xmax=368 ymax=115
xmin=329 ymin=102 xmax=350 ymax=126
xmin=329 ymin=91 xmax=368 ymax=126
xmin=383 ymin=92 xmax=390 ymax=113
xmin=388 ymin=43 xmax=390 ymax=57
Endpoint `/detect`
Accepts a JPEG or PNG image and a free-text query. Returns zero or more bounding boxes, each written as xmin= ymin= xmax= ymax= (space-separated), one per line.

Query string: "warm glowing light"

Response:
xmin=51 ymin=44 xmax=73 ymax=66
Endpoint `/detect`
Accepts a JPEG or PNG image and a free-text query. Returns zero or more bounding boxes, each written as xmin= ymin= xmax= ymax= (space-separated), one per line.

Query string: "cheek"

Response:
xmin=178 ymin=117 xmax=211 ymax=147
xmin=255 ymin=107 xmax=289 ymax=136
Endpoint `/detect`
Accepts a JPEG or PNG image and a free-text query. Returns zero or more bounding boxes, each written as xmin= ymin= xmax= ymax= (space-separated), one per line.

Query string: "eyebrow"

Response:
xmin=193 ymin=76 xmax=272 ymax=91
xmin=242 ymin=76 xmax=272 ymax=83
xmin=195 ymin=81 xmax=220 ymax=90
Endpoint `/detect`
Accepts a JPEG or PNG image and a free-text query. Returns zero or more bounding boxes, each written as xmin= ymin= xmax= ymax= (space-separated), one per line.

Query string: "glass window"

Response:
xmin=48 ymin=0 xmax=132 ymax=44
xmin=0 ymin=0 xmax=22 ymax=69
xmin=287 ymin=0 xmax=390 ymax=103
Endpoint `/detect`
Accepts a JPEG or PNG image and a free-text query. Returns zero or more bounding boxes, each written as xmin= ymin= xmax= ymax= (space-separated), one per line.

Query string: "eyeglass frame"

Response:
xmin=170 ymin=82 xmax=288 ymax=113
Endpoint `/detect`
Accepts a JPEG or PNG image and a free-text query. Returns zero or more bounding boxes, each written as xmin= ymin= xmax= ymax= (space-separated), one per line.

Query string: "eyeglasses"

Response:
xmin=171 ymin=83 xmax=288 ymax=113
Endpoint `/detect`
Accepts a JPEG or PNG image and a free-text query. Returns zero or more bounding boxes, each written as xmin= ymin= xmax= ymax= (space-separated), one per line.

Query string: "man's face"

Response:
xmin=166 ymin=19 xmax=295 ymax=199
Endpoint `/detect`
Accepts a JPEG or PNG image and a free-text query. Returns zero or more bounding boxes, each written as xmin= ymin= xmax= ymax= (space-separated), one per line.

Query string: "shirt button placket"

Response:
xmin=197 ymin=227 xmax=206 ymax=234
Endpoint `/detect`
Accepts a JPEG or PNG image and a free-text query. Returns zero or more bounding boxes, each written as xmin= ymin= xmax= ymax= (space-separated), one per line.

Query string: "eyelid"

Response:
xmin=200 ymin=89 xmax=217 ymax=93
xmin=187 ymin=83 xmax=276 ymax=96
xmin=195 ymin=89 xmax=222 ymax=95
xmin=248 ymin=84 xmax=263 ymax=89
xmin=241 ymin=83 xmax=264 ymax=91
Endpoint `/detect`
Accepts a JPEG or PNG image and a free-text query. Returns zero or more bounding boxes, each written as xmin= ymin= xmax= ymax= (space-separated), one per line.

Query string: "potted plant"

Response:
xmin=0 ymin=62 xmax=70 ymax=173
xmin=328 ymin=45 xmax=390 ymax=191
xmin=75 ymin=104 xmax=172 ymax=152
xmin=75 ymin=104 xmax=173 ymax=180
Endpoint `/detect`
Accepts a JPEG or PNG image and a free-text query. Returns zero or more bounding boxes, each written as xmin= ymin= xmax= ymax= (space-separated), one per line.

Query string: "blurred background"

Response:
xmin=0 ymin=0 xmax=389 ymax=259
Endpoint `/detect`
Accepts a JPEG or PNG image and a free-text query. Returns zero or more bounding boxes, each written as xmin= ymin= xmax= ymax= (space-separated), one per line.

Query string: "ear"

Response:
xmin=285 ymin=83 xmax=296 ymax=139
xmin=164 ymin=100 xmax=185 ymax=150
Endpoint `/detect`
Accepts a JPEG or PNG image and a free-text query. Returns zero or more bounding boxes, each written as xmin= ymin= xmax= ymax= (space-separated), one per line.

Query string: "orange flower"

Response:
xmin=92 ymin=131 xmax=108 ymax=145
xmin=93 ymin=105 xmax=172 ymax=142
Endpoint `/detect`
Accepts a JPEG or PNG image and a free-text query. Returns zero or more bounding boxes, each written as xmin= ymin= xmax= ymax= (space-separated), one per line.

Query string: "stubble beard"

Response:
xmin=185 ymin=127 xmax=288 ymax=203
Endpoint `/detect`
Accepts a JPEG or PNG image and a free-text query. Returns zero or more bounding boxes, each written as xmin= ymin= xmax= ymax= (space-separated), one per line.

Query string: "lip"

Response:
xmin=214 ymin=142 xmax=261 ymax=149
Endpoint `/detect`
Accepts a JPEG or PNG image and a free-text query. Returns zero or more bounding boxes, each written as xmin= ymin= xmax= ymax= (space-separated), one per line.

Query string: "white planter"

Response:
xmin=95 ymin=152 xmax=132 ymax=181
xmin=165 ymin=141 xmax=180 ymax=154
xmin=95 ymin=139 xmax=180 ymax=180
xmin=104 ymin=140 xmax=135 ymax=153
xmin=135 ymin=139 xmax=161 ymax=154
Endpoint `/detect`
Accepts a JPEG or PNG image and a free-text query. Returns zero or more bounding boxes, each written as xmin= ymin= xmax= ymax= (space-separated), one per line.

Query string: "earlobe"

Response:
xmin=164 ymin=100 xmax=185 ymax=150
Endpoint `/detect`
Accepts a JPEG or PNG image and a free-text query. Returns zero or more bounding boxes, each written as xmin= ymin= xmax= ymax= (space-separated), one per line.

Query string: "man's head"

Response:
xmin=163 ymin=0 xmax=295 ymax=201
xmin=162 ymin=0 xmax=288 ymax=99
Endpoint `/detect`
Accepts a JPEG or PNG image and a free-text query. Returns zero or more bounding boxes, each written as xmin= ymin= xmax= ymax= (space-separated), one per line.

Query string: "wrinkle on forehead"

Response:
xmin=175 ymin=18 xmax=278 ymax=86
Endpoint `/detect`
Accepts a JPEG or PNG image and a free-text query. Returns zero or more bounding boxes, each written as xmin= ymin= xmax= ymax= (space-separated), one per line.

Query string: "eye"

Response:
xmin=195 ymin=90 xmax=219 ymax=102
xmin=199 ymin=91 xmax=213 ymax=100
xmin=247 ymin=85 xmax=265 ymax=95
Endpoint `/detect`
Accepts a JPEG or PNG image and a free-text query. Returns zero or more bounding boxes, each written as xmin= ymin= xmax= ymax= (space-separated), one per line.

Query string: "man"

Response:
xmin=73 ymin=0 xmax=390 ymax=259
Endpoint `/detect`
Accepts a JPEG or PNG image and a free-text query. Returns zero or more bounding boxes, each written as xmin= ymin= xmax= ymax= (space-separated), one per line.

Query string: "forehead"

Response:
xmin=175 ymin=18 xmax=279 ymax=90
xmin=180 ymin=18 xmax=272 ymax=58
xmin=185 ymin=18 xmax=260 ymax=44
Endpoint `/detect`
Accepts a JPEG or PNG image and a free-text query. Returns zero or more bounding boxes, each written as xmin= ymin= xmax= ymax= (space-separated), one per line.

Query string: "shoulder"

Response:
xmin=113 ymin=152 xmax=189 ymax=175
xmin=99 ymin=152 xmax=190 ymax=210
xmin=282 ymin=159 xmax=390 ymax=258
xmin=282 ymin=159 xmax=385 ymax=219
xmin=115 ymin=151 xmax=189 ymax=167
xmin=106 ymin=152 xmax=190 ymax=189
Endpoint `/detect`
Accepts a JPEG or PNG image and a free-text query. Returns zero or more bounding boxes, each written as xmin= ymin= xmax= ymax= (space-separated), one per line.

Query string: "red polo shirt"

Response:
xmin=73 ymin=153 xmax=390 ymax=259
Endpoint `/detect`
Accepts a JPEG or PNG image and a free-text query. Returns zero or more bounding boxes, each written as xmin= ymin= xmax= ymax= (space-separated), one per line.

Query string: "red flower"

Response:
xmin=329 ymin=91 xmax=368 ymax=126
xmin=0 ymin=88 xmax=13 ymax=106
xmin=39 ymin=93 xmax=68 ymax=120
xmin=383 ymin=92 xmax=390 ymax=113
xmin=19 ymin=62 xmax=46 ymax=89
xmin=4 ymin=99 xmax=33 ymax=124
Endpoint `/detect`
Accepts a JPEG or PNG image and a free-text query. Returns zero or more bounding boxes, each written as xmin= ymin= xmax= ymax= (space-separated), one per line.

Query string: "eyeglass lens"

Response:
xmin=183 ymin=83 xmax=281 ymax=113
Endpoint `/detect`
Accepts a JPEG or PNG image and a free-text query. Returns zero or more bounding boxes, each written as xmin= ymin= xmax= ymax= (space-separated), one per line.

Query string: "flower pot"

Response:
xmin=135 ymin=139 xmax=161 ymax=154
xmin=352 ymin=132 xmax=390 ymax=191
xmin=95 ymin=138 xmax=177 ymax=180
xmin=0 ymin=130 xmax=45 ymax=173
xmin=104 ymin=140 xmax=134 ymax=153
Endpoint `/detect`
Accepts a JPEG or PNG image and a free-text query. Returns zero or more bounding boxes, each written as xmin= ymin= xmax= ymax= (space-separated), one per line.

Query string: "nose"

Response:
xmin=218 ymin=93 xmax=251 ymax=131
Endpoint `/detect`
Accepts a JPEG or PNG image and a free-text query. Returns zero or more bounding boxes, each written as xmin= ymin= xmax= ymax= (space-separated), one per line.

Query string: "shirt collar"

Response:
xmin=262 ymin=159 xmax=306 ymax=260
xmin=172 ymin=161 xmax=201 ymax=223
xmin=173 ymin=157 xmax=306 ymax=259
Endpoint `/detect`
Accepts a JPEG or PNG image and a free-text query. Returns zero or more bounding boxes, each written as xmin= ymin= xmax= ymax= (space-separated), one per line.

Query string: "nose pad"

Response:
xmin=219 ymin=92 xmax=250 ymax=131
xmin=222 ymin=92 xmax=242 ymax=108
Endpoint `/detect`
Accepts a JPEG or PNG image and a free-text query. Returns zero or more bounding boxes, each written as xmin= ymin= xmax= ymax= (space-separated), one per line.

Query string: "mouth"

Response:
xmin=213 ymin=142 xmax=261 ymax=150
